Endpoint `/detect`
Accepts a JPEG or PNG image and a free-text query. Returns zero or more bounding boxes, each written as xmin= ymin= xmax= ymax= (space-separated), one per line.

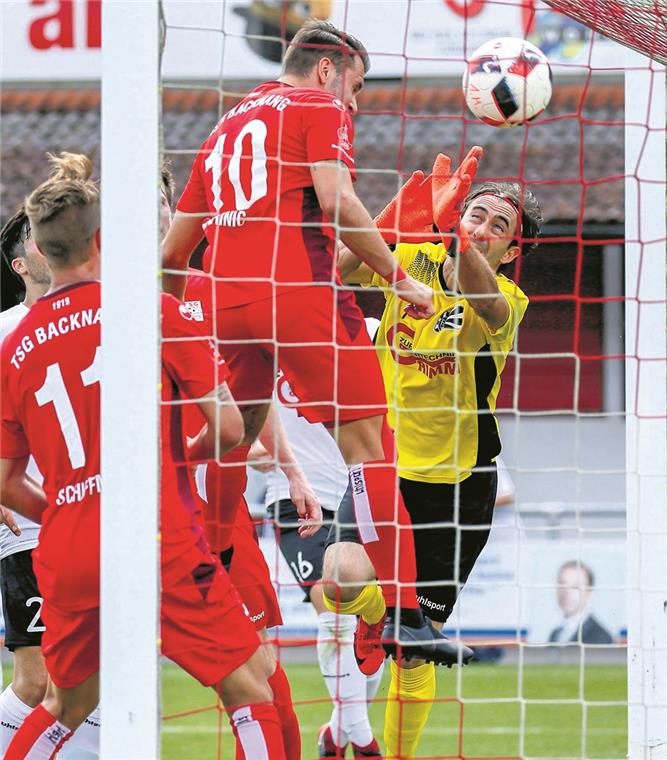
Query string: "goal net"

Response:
xmin=0 ymin=0 xmax=664 ymax=758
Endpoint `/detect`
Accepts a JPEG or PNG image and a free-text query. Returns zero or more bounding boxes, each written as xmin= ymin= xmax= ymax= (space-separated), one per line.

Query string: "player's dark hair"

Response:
xmin=559 ymin=560 xmax=595 ymax=588
xmin=161 ymin=160 xmax=176 ymax=207
xmin=283 ymin=20 xmax=370 ymax=77
xmin=0 ymin=207 xmax=31 ymax=282
xmin=464 ymin=181 xmax=542 ymax=252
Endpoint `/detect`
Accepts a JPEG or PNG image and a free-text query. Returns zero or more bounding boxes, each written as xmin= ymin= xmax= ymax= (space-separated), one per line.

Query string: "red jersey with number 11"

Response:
xmin=0 ymin=282 xmax=101 ymax=611
xmin=177 ymin=80 xmax=357 ymax=308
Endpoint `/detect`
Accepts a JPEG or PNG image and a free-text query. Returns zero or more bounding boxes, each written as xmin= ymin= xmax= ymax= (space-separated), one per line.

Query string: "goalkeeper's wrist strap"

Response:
xmin=385 ymin=265 xmax=408 ymax=284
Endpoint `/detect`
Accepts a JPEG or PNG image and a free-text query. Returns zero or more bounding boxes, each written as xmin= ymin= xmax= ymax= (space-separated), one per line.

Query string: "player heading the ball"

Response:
xmin=162 ymin=19 xmax=471 ymax=665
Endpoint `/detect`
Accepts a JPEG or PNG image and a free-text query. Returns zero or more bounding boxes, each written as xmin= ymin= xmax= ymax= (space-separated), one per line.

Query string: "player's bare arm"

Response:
xmin=311 ymin=160 xmax=435 ymax=318
xmin=161 ymin=211 xmax=204 ymax=299
xmin=0 ymin=457 xmax=48 ymax=525
xmin=187 ymin=382 xmax=244 ymax=462
xmin=258 ymin=403 xmax=322 ymax=537
xmin=443 ymin=242 xmax=511 ymax=331
xmin=337 ymin=243 xmax=373 ymax=284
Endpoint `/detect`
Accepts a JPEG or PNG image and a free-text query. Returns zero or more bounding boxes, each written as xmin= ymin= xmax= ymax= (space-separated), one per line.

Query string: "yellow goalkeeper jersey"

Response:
xmin=369 ymin=242 xmax=528 ymax=484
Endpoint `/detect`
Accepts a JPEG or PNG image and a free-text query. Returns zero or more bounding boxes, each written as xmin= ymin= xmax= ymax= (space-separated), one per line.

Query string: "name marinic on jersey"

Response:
xmin=219 ymin=93 xmax=291 ymax=126
xmin=9 ymin=307 xmax=101 ymax=370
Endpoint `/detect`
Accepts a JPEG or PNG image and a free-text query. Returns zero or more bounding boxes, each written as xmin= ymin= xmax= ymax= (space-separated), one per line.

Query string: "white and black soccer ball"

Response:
xmin=462 ymin=37 xmax=553 ymax=128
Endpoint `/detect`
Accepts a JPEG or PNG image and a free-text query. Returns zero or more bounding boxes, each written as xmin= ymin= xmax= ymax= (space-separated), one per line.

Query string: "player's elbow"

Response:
xmin=218 ymin=406 xmax=244 ymax=455
xmin=473 ymin=298 xmax=509 ymax=332
xmin=319 ymin=190 xmax=358 ymax=223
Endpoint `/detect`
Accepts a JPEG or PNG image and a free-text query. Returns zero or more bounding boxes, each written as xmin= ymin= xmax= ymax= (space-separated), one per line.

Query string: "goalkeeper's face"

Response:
xmin=461 ymin=195 xmax=520 ymax=268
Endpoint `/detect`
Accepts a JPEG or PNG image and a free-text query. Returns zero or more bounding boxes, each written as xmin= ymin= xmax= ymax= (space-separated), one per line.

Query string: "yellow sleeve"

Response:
xmin=482 ymin=277 xmax=529 ymax=344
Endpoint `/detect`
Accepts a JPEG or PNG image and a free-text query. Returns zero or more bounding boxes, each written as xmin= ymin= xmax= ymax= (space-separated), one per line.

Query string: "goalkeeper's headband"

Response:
xmin=470 ymin=193 xmax=523 ymax=239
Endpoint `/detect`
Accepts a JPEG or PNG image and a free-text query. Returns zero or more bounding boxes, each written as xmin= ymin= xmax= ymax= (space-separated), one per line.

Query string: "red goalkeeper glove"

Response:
xmin=374 ymin=170 xmax=439 ymax=245
xmin=432 ymin=147 xmax=483 ymax=255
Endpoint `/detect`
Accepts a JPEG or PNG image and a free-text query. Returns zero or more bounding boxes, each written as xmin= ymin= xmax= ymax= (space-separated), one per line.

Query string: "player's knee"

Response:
xmin=12 ymin=674 xmax=48 ymax=708
xmin=322 ymin=543 xmax=373 ymax=602
xmin=12 ymin=648 xmax=48 ymax=707
xmin=217 ymin=655 xmax=274 ymax=707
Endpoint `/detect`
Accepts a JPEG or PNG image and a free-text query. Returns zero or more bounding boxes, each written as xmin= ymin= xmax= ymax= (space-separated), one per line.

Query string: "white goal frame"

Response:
xmin=97 ymin=7 xmax=666 ymax=758
xmin=624 ymin=50 xmax=667 ymax=760
xmin=100 ymin=1 xmax=161 ymax=757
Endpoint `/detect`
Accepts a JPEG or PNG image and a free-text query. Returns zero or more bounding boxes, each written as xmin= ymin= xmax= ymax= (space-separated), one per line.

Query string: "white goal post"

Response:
xmin=95 ymin=4 xmax=666 ymax=758
xmin=624 ymin=50 xmax=667 ymax=760
xmin=100 ymin=1 xmax=161 ymax=757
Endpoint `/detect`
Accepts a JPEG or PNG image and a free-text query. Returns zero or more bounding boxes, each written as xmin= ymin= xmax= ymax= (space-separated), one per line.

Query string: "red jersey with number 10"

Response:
xmin=177 ymin=81 xmax=356 ymax=308
xmin=0 ymin=282 xmax=101 ymax=611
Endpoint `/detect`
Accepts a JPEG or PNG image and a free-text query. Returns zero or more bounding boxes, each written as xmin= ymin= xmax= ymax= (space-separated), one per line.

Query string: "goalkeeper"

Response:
xmin=322 ymin=148 xmax=542 ymax=757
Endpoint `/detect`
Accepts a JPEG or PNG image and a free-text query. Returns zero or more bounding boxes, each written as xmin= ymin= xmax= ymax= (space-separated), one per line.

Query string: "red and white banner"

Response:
xmin=1 ymin=0 xmax=626 ymax=82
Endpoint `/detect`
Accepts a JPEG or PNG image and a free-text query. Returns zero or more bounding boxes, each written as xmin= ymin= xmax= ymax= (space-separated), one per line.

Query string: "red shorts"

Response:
xmin=40 ymin=602 xmax=99 ymax=690
xmin=161 ymin=555 xmax=260 ymax=687
xmin=215 ymin=286 xmax=387 ymax=424
xmin=230 ymin=506 xmax=283 ymax=631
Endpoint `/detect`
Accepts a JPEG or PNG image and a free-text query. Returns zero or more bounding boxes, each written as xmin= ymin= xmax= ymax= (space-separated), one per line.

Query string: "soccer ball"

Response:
xmin=462 ymin=37 xmax=553 ymax=128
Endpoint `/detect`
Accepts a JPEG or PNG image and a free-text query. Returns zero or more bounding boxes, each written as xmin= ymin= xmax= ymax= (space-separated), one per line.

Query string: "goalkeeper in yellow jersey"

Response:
xmin=320 ymin=148 xmax=542 ymax=758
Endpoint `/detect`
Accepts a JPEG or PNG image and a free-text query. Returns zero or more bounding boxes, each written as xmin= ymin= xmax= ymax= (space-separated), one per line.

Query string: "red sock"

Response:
xmin=204 ymin=445 xmax=250 ymax=553
xmin=268 ymin=663 xmax=301 ymax=760
xmin=4 ymin=704 xmax=72 ymax=760
xmin=229 ymin=701 xmax=286 ymax=760
xmin=349 ymin=420 xmax=419 ymax=610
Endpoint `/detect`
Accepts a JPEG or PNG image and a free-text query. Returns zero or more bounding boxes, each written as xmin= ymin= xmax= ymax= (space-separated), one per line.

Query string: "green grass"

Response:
xmin=1 ymin=660 xmax=627 ymax=758
xmin=160 ymin=662 xmax=627 ymax=760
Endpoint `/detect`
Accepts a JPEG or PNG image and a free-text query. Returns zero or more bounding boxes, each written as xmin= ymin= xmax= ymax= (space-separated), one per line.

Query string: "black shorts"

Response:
xmin=0 ymin=549 xmax=45 ymax=651
xmin=326 ymin=465 xmax=498 ymax=624
xmin=268 ymin=500 xmax=336 ymax=601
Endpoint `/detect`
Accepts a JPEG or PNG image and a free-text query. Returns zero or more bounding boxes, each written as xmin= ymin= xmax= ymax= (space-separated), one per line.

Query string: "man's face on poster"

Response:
xmin=557 ymin=564 xmax=592 ymax=618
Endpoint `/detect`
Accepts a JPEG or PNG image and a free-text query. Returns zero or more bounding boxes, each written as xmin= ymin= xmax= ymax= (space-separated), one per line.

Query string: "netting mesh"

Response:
xmin=2 ymin=0 xmax=665 ymax=757
xmin=544 ymin=0 xmax=667 ymax=65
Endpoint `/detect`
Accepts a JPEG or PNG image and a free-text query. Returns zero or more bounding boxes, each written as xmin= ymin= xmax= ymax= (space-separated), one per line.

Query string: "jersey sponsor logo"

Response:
xmin=9 ymin=308 xmax=101 ymax=370
xmin=434 ymin=304 xmax=464 ymax=333
xmin=178 ymin=303 xmax=194 ymax=321
xmin=290 ymin=551 xmax=314 ymax=582
xmin=387 ymin=323 xmax=459 ymax=378
xmin=55 ymin=474 xmax=102 ymax=506
xmin=184 ymin=300 xmax=205 ymax=322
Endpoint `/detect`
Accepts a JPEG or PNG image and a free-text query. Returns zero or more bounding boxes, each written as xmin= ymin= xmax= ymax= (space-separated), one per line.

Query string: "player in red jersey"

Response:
xmin=0 ymin=153 xmax=286 ymax=759
xmin=162 ymin=19 xmax=463 ymax=663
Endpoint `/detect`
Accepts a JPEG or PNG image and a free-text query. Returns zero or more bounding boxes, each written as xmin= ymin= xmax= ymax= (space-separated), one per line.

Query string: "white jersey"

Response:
xmin=264 ymin=372 xmax=350 ymax=512
xmin=0 ymin=302 xmax=41 ymax=559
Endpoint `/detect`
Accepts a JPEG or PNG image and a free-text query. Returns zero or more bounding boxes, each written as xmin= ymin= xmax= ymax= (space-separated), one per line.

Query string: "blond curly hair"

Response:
xmin=25 ymin=152 xmax=99 ymax=267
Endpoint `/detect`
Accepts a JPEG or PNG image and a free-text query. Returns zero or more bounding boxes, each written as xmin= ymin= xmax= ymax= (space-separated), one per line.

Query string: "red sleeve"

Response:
xmin=160 ymin=294 xmax=230 ymax=399
xmin=0 ymin=368 xmax=29 ymax=460
xmin=176 ymin=147 xmax=209 ymax=214
xmin=302 ymin=97 xmax=356 ymax=179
